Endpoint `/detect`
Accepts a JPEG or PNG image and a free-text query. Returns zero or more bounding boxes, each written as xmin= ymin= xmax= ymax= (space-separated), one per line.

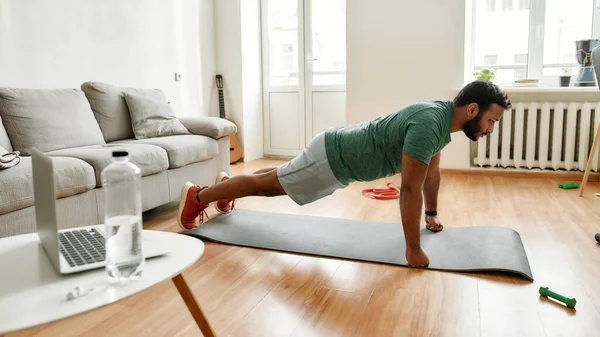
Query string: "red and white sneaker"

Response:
xmin=177 ymin=182 xmax=209 ymax=230
xmin=214 ymin=172 xmax=235 ymax=214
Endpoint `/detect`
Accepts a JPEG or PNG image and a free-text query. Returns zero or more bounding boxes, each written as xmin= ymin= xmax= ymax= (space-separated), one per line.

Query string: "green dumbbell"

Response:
xmin=539 ymin=286 xmax=577 ymax=308
xmin=558 ymin=183 xmax=579 ymax=189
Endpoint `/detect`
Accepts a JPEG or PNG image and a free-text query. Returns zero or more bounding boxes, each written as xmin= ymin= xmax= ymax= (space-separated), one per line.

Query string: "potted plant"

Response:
xmin=560 ymin=67 xmax=571 ymax=87
xmin=473 ymin=68 xmax=496 ymax=81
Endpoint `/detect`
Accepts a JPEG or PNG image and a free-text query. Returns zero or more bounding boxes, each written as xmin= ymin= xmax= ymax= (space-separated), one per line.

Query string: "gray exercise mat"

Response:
xmin=185 ymin=209 xmax=533 ymax=281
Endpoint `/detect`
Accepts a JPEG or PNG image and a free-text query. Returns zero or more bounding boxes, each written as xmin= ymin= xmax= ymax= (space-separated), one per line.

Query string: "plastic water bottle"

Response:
xmin=101 ymin=151 xmax=144 ymax=284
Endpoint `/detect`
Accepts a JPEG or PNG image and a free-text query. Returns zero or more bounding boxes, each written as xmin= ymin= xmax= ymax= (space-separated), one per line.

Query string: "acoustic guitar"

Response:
xmin=215 ymin=74 xmax=243 ymax=164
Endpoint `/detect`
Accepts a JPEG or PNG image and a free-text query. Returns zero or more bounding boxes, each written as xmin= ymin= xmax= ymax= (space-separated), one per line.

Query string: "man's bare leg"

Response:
xmin=198 ymin=169 xmax=285 ymax=204
xmin=178 ymin=167 xmax=286 ymax=230
xmin=253 ymin=167 xmax=277 ymax=174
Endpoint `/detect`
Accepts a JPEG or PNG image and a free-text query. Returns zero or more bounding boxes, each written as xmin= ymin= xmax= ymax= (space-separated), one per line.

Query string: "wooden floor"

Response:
xmin=9 ymin=159 xmax=600 ymax=337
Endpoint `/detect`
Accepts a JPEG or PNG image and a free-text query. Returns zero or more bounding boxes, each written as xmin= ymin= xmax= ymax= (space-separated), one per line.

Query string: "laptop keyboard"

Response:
xmin=59 ymin=228 xmax=106 ymax=267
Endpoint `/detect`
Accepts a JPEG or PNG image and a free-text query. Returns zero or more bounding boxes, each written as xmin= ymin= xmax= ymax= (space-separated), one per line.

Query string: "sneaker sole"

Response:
xmin=214 ymin=172 xmax=232 ymax=214
xmin=177 ymin=182 xmax=198 ymax=230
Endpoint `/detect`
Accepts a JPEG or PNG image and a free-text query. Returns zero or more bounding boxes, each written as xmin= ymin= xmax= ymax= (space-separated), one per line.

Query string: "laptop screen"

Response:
xmin=31 ymin=147 xmax=61 ymax=272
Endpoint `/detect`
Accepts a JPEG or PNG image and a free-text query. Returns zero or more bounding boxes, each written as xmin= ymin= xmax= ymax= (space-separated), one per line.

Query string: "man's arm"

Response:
xmin=400 ymin=153 xmax=430 ymax=267
xmin=423 ymin=152 xmax=441 ymax=212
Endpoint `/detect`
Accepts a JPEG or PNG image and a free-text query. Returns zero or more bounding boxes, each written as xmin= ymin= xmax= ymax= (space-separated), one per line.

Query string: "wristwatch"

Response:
xmin=425 ymin=210 xmax=437 ymax=216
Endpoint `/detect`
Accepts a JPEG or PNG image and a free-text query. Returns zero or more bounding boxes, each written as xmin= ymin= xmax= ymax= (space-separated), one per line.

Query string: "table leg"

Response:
xmin=172 ymin=273 xmax=216 ymax=337
xmin=579 ymin=121 xmax=600 ymax=197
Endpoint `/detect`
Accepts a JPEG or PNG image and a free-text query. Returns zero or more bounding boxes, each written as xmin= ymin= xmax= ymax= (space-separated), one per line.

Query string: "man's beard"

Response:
xmin=463 ymin=113 xmax=484 ymax=141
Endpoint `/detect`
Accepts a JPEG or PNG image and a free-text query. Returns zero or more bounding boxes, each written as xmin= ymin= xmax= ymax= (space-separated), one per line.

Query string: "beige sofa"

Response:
xmin=0 ymin=82 xmax=236 ymax=238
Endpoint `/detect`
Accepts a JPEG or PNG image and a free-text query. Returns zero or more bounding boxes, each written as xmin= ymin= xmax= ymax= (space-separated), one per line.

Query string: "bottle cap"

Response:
xmin=112 ymin=151 xmax=128 ymax=157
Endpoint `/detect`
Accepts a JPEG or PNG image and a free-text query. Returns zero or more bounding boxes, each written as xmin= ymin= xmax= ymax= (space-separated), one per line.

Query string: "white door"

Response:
xmin=262 ymin=0 xmax=346 ymax=157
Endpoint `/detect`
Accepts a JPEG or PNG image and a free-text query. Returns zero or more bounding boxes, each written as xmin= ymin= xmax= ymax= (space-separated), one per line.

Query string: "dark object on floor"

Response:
xmin=185 ymin=209 xmax=534 ymax=281
xmin=595 ymin=232 xmax=600 ymax=243
xmin=539 ymin=286 xmax=577 ymax=308
xmin=558 ymin=183 xmax=579 ymax=189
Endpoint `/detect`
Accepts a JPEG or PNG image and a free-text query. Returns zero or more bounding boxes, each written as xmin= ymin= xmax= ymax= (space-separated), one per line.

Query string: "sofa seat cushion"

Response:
xmin=46 ymin=144 xmax=169 ymax=186
xmin=0 ymin=156 xmax=95 ymax=215
xmin=111 ymin=135 xmax=218 ymax=169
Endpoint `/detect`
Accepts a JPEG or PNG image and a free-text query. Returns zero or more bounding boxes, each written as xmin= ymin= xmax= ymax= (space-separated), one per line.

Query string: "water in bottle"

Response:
xmin=101 ymin=151 xmax=144 ymax=284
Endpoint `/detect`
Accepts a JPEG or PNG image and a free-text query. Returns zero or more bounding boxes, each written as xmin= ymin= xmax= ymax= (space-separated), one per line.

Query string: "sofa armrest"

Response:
xmin=179 ymin=117 xmax=237 ymax=139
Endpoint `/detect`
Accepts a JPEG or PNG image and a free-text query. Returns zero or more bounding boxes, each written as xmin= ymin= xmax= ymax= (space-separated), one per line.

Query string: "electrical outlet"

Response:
xmin=175 ymin=72 xmax=182 ymax=81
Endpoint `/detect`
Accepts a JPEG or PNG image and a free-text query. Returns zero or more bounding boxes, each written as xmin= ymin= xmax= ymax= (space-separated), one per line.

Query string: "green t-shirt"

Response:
xmin=324 ymin=100 xmax=454 ymax=185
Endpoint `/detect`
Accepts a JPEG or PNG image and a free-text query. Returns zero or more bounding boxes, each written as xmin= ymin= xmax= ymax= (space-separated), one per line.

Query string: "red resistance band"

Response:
xmin=361 ymin=182 xmax=400 ymax=200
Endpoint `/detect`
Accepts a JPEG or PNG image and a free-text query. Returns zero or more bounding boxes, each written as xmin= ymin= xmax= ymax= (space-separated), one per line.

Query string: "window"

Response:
xmin=514 ymin=54 xmax=528 ymax=79
xmin=541 ymin=0 xmax=594 ymax=78
xmin=267 ymin=0 xmax=299 ymax=86
xmin=514 ymin=54 xmax=528 ymax=64
xmin=484 ymin=55 xmax=498 ymax=65
xmin=280 ymin=44 xmax=294 ymax=75
xmin=310 ymin=0 xmax=346 ymax=86
xmin=519 ymin=0 xmax=529 ymax=10
xmin=470 ymin=0 xmax=594 ymax=86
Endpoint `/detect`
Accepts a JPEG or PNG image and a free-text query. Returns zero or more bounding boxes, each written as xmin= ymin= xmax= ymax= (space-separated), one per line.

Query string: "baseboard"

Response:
xmin=252 ymin=157 xmax=600 ymax=182
xmin=441 ymin=167 xmax=600 ymax=182
xmin=263 ymin=154 xmax=295 ymax=161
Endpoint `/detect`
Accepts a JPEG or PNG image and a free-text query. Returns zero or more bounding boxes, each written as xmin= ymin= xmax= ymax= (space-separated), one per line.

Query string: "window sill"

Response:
xmin=501 ymin=86 xmax=598 ymax=94
xmin=454 ymin=86 xmax=598 ymax=94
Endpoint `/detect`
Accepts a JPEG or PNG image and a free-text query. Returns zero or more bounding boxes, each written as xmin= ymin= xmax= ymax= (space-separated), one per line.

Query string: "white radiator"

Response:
xmin=473 ymin=101 xmax=600 ymax=172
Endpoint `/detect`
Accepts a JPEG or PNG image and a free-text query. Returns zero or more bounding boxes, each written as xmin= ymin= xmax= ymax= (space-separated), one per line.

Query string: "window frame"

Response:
xmin=470 ymin=0 xmax=599 ymax=86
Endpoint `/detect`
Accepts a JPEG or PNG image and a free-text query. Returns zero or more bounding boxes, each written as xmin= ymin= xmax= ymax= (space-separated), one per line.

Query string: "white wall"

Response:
xmin=241 ymin=0 xmax=264 ymax=161
xmin=215 ymin=0 xmax=244 ymax=152
xmin=346 ymin=0 xmax=471 ymax=169
xmin=594 ymin=0 xmax=600 ymax=38
xmin=215 ymin=0 xmax=263 ymax=162
xmin=0 ymin=0 xmax=211 ymax=117
xmin=198 ymin=0 xmax=217 ymax=117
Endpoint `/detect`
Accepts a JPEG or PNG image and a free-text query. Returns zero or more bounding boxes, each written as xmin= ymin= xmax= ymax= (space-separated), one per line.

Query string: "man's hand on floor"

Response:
xmin=406 ymin=246 xmax=430 ymax=267
xmin=425 ymin=215 xmax=444 ymax=232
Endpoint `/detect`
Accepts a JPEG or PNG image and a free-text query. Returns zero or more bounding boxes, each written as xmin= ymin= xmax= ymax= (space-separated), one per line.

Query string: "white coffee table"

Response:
xmin=0 ymin=227 xmax=215 ymax=337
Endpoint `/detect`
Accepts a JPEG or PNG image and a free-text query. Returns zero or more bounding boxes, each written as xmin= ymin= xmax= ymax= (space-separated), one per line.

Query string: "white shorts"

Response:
xmin=277 ymin=132 xmax=346 ymax=206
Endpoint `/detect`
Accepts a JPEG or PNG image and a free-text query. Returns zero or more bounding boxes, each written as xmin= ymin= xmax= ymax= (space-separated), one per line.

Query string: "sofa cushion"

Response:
xmin=179 ymin=116 xmax=237 ymax=139
xmin=46 ymin=144 xmax=169 ymax=186
xmin=0 ymin=88 xmax=106 ymax=155
xmin=0 ymin=115 xmax=13 ymax=152
xmin=81 ymin=81 xmax=168 ymax=143
xmin=0 ymin=156 xmax=96 ymax=215
xmin=111 ymin=135 xmax=218 ymax=169
xmin=124 ymin=92 xmax=190 ymax=139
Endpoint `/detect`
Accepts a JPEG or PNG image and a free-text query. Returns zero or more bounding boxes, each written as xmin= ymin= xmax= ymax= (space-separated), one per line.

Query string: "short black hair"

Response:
xmin=454 ymin=80 xmax=512 ymax=112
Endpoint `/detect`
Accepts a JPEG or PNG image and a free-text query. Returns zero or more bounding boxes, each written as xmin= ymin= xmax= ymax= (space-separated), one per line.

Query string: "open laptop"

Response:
xmin=31 ymin=147 xmax=169 ymax=274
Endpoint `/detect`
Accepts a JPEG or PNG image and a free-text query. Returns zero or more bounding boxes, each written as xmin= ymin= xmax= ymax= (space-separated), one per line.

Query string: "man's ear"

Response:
xmin=466 ymin=103 xmax=479 ymax=118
